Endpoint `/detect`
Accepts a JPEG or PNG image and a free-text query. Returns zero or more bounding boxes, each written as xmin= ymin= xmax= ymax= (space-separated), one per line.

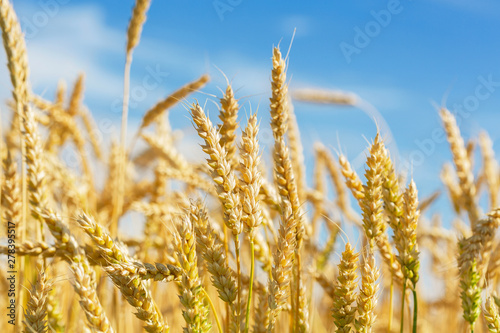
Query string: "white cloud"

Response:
xmin=280 ymin=15 xmax=314 ymax=37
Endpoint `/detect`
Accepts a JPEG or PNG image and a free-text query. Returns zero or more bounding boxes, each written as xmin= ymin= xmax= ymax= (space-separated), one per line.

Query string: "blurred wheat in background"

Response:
xmin=1 ymin=0 xmax=500 ymax=332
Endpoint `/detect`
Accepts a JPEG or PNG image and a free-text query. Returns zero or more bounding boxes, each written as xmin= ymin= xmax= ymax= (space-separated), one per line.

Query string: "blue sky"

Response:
xmin=4 ymin=0 xmax=500 ymax=226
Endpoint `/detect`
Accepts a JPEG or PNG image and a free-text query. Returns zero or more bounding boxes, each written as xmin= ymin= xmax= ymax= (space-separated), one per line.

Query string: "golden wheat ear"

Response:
xmin=331 ymin=242 xmax=359 ymax=332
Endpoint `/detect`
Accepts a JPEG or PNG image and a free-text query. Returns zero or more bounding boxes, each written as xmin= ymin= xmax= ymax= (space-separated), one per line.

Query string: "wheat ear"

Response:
xmin=218 ymin=84 xmax=240 ymax=170
xmin=0 ymin=0 xmax=29 ymax=108
xmin=23 ymin=269 xmax=50 ymax=333
xmin=355 ymin=250 xmax=380 ymax=333
xmin=361 ymin=133 xmax=386 ymax=247
xmin=2 ymin=151 xmax=21 ymax=226
xmin=479 ymin=131 xmax=499 ymax=209
xmin=115 ymin=0 xmax=152 ymax=236
xmin=174 ymin=215 xmax=212 ymax=333
xmin=41 ymin=209 xmax=114 ymax=332
xmin=268 ymin=207 xmax=298 ymax=331
xmin=269 ymin=46 xmax=307 ymax=331
xmin=292 ymin=88 xmax=358 ymax=106
xmin=331 ymin=242 xmax=358 ymax=333
xmin=484 ymin=295 xmax=500 ymax=332
xmin=140 ymin=74 xmax=210 ymax=129
xmin=77 ymin=212 xmax=168 ymax=333
xmin=440 ymin=108 xmax=480 ymax=227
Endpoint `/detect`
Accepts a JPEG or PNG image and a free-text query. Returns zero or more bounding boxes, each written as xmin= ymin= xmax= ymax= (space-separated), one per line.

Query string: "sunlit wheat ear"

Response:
xmin=360 ymin=133 xmax=386 ymax=247
xmin=140 ymin=74 xmax=210 ymax=130
xmin=190 ymin=101 xmax=242 ymax=235
xmin=440 ymin=108 xmax=480 ymax=227
xmin=287 ymin=102 xmax=307 ymax=205
xmin=381 ymin=145 xmax=403 ymax=232
xmin=41 ymin=210 xmax=114 ymax=333
xmin=355 ymin=250 xmax=380 ymax=333
xmin=395 ymin=180 xmax=420 ymax=289
xmin=268 ymin=206 xmax=298 ymax=331
xmin=458 ymin=208 xmax=500 ymax=289
xmin=440 ymin=163 xmax=463 ymax=213
xmin=237 ymin=112 xmax=266 ymax=330
xmin=0 ymin=0 xmax=30 ymax=162
xmin=46 ymin=282 xmax=64 ymax=333
xmin=339 ymin=138 xmax=403 ymax=284
xmin=292 ymin=88 xmax=358 ymax=106
xmin=270 ymin=46 xmax=289 ymax=139
xmin=479 ymin=131 xmax=499 ymax=209
xmin=174 ymin=215 xmax=211 ymax=333
xmin=126 ymin=0 xmax=151 ymax=54
xmin=484 ymin=295 xmax=500 ymax=332
xmin=190 ymin=200 xmax=238 ymax=329
xmin=239 ymin=113 xmax=263 ymax=237
xmin=218 ymin=84 xmax=240 ymax=169
xmin=67 ymin=73 xmax=84 ymax=116
xmin=269 ymin=47 xmax=304 ymax=254
xmin=0 ymin=0 xmax=29 ymax=107
xmin=338 ymin=153 xmax=365 ymax=201
xmin=331 ymin=242 xmax=358 ymax=332
xmin=459 ymin=257 xmax=481 ymax=331
xmin=23 ymin=269 xmax=50 ymax=333
xmin=77 ymin=212 xmax=169 ymax=333
xmin=296 ymin=277 xmax=310 ymax=333
xmin=54 ymin=79 xmax=66 ymax=106
xmin=2 ymin=151 xmax=21 ymax=225
xmin=116 ymin=0 xmax=152 ymax=237
xmin=22 ymin=104 xmax=47 ymax=221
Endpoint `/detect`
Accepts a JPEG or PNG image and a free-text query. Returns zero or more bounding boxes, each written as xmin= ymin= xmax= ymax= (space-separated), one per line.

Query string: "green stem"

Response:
xmin=245 ymin=238 xmax=255 ymax=332
xmin=400 ymin=279 xmax=407 ymax=333
xmin=202 ymin=287 xmax=223 ymax=333
xmin=412 ymin=289 xmax=418 ymax=333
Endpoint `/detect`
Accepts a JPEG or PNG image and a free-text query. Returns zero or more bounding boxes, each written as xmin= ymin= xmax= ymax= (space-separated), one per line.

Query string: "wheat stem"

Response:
xmin=412 ymin=289 xmax=418 ymax=333
xmin=245 ymin=239 xmax=255 ymax=332
xmin=202 ymin=287 xmax=223 ymax=333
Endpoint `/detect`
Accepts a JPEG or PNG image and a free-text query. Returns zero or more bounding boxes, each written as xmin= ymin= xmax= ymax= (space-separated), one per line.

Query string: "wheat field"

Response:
xmin=0 ymin=0 xmax=499 ymax=332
